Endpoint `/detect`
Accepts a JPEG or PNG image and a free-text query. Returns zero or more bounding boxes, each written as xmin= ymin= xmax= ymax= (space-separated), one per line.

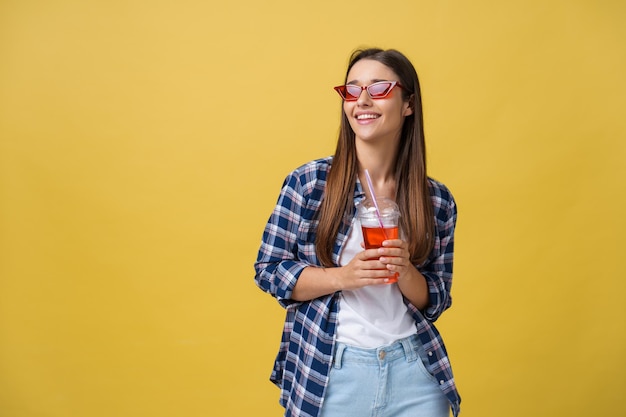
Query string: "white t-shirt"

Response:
xmin=336 ymin=218 xmax=416 ymax=348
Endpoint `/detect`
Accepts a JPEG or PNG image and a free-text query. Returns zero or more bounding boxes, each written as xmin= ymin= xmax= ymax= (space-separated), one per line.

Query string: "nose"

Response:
xmin=356 ymin=87 xmax=372 ymax=106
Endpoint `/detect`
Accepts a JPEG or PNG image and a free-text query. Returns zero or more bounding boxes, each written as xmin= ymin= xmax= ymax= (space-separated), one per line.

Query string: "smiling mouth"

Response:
xmin=356 ymin=114 xmax=380 ymax=120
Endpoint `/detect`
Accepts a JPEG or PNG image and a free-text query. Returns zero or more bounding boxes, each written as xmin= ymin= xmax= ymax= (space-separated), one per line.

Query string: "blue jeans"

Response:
xmin=319 ymin=335 xmax=450 ymax=417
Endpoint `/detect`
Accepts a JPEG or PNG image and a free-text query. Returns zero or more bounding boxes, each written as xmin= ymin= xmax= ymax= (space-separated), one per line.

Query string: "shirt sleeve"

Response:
xmin=254 ymin=170 xmax=311 ymax=308
xmin=418 ymin=182 xmax=458 ymax=322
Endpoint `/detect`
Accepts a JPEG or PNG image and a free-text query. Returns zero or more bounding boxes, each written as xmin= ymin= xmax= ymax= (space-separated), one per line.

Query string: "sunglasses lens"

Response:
xmin=367 ymin=82 xmax=393 ymax=98
xmin=343 ymin=85 xmax=362 ymax=101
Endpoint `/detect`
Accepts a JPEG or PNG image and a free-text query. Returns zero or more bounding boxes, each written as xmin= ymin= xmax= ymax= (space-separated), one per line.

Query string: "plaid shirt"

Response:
xmin=255 ymin=157 xmax=461 ymax=417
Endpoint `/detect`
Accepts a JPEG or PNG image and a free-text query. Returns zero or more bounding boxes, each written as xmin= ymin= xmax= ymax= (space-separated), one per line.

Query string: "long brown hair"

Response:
xmin=316 ymin=48 xmax=434 ymax=267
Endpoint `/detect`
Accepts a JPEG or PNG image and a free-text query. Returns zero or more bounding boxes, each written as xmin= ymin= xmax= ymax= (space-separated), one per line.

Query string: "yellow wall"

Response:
xmin=1 ymin=1 xmax=624 ymax=416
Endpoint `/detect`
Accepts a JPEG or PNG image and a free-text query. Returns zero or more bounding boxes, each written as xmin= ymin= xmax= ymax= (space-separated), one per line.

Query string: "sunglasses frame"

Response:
xmin=334 ymin=81 xmax=405 ymax=101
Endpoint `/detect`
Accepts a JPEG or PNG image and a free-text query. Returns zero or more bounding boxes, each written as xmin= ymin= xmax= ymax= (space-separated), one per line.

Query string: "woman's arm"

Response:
xmin=291 ymin=248 xmax=398 ymax=301
xmin=254 ymin=170 xmax=310 ymax=307
xmin=379 ymin=181 xmax=457 ymax=319
xmin=377 ymin=241 xmax=429 ymax=310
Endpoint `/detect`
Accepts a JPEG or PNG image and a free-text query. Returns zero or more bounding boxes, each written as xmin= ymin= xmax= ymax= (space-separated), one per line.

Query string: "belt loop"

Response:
xmin=333 ymin=343 xmax=346 ymax=369
xmin=400 ymin=335 xmax=418 ymax=362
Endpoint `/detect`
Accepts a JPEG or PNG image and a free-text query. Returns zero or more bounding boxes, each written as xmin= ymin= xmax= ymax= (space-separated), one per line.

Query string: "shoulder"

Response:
xmin=427 ymin=177 xmax=454 ymax=201
xmin=284 ymin=156 xmax=333 ymax=192
xmin=427 ymin=177 xmax=457 ymax=220
xmin=290 ymin=156 xmax=333 ymax=178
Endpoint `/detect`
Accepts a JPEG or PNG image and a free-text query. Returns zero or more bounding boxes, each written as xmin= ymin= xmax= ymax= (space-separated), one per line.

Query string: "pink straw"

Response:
xmin=363 ymin=169 xmax=388 ymax=237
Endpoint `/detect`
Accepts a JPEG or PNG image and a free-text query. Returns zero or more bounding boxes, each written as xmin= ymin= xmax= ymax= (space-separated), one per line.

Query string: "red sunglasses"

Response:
xmin=334 ymin=81 xmax=405 ymax=101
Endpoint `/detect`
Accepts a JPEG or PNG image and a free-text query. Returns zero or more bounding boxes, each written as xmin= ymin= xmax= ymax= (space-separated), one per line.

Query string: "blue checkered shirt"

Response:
xmin=254 ymin=157 xmax=461 ymax=417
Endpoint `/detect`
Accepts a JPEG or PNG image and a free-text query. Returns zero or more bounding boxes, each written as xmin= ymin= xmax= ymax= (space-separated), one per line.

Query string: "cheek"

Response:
xmin=343 ymin=103 xmax=357 ymax=125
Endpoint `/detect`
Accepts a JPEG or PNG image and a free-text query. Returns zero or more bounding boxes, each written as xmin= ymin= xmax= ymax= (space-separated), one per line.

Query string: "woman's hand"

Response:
xmin=291 ymin=249 xmax=390 ymax=301
xmin=376 ymin=239 xmax=413 ymax=277
xmin=333 ymin=247 xmax=395 ymax=291
xmin=377 ymin=238 xmax=430 ymax=310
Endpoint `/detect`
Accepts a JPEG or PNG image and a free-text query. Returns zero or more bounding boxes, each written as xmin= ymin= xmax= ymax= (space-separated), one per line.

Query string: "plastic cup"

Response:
xmin=355 ymin=197 xmax=401 ymax=283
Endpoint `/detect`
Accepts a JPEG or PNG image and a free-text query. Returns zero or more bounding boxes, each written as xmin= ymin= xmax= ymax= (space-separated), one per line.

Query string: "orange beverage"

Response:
xmin=361 ymin=225 xmax=399 ymax=249
xmin=361 ymin=225 xmax=400 ymax=283
xmin=356 ymin=197 xmax=401 ymax=284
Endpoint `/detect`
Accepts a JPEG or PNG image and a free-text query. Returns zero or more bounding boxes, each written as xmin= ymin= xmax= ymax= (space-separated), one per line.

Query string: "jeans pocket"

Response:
xmin=412 ymin=343 xmax=439 ymax=383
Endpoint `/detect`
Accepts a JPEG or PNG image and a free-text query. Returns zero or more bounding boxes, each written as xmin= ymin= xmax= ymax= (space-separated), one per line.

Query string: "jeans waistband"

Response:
xmin=332 ymin=334 xmax=420 ymax=368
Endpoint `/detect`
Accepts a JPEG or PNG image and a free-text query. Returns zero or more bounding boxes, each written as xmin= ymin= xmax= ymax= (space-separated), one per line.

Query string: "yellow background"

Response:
xmin=1 ymin=0 xmax=624 ymax=416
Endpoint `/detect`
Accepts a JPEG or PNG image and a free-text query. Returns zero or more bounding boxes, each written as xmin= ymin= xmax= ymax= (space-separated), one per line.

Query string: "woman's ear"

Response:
xmin=403 ymin=94 xmax=415 ymax=116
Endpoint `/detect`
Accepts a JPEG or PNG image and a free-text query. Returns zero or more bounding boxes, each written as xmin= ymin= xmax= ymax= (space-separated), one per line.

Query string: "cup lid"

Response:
xmin=355 ymin=197 xmax=400 ymax=219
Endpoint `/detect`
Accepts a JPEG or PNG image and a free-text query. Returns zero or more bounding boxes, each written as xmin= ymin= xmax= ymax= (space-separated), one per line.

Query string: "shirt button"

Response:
xmin=428 ymin=351 xmax=433 ymax=357
xmin=439 ymin=380 xmax=445 ymax=385
xmin=378 ymin=351 xmax=386 ymax=360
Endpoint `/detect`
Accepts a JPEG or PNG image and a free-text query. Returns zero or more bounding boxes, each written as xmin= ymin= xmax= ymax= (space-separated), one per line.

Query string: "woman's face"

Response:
xmin=343 ymin=59 xmax=413 ymax=145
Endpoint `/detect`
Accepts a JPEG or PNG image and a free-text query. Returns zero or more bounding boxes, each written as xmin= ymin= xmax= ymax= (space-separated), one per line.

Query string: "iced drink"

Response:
xmin=356 ymin=197 xmax=401 ymax=283
xmin=362 ymin=224 xmax=399 ymax=249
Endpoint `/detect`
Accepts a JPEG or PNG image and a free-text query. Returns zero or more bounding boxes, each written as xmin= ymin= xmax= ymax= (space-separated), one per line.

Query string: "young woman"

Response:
xmin=255 ymin=48 xmax=461 ymax=417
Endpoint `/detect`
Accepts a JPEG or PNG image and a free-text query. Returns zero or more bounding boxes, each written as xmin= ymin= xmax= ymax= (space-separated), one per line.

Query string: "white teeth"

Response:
xmin=356 ymin=114 xmax=379 ymax=120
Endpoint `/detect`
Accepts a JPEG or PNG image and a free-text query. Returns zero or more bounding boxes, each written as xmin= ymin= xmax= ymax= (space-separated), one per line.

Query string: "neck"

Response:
xmin=357 ymin=143 xmax=397 ymax=200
